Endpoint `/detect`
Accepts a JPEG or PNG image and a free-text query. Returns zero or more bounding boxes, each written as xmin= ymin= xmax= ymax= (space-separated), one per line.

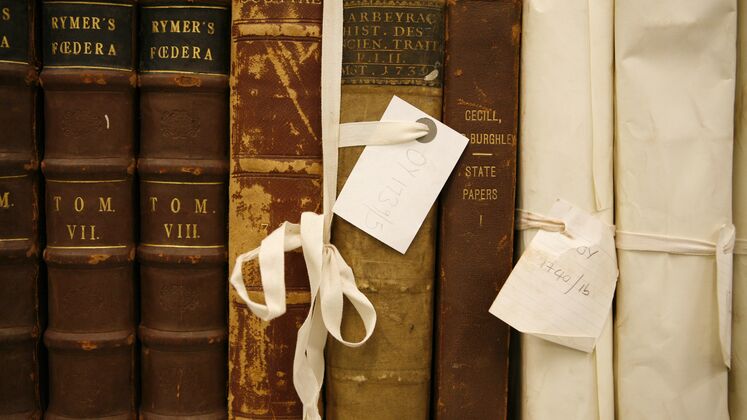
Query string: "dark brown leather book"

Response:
xmin=325 ymin=0 xmax=444 ymax=418
xmin=0 ymin=0 xmax=43 ymax=417
xmin=433 ymin=0 xmax=521 ymax=418
xmin=228 ymin=0 xmax=322 ymax=417
xmin=40 ymin=0 xmax=137 ymax=418
xmin=137 ymin=0 xmax=229 ymax=418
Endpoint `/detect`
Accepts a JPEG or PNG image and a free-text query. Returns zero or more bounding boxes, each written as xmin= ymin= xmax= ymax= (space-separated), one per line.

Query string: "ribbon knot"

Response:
xmin=230 ymin=212 xmax=377 ymax=418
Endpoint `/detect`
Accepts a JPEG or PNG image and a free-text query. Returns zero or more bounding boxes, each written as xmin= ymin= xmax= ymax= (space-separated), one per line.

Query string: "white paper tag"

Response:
xmin=489 ymin=200 xmax=618 ymax=352
xmin=333 ymin=96 xmax=468 ymax=253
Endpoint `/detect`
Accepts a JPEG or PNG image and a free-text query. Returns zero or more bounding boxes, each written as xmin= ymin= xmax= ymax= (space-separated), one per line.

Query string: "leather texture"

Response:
xmin=228 ymin=0 xmax=322 ymax=418
xmin=0 ymin=0 xmax=43 ymax=417
xmin=137 ymin=1 xmax=229 ymax=418
xmin=40 ymin=1 xmax=137 ymax=418
xmin=433 ymin=1 xmax=521 ymax=419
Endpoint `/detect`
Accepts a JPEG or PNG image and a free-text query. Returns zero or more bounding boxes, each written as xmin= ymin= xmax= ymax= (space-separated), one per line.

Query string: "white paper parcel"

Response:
xmin=512 ymin=0 xmax=615 ymax=419
xmin=615 ymin=1 xmax=736 ymax=419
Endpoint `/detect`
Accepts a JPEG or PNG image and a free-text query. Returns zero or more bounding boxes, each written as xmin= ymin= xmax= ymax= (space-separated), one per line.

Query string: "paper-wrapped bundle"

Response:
xmin=516 ymin=1 xmax=614 ymax=419
xmin=615 ymin=1 xmax=736 ymax=419
xmin=733 ymin=0 xmax=747 ymax=416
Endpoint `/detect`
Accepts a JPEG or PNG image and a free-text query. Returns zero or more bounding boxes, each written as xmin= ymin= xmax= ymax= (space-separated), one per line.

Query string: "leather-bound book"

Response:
xmin=433 ymin=1 xmax=520 ymax=419
xmin=228 ymin=0 xmax=322 ymax=417
xmin=40 ymin=0 xmax=137 ymax=418
xmin=137 ymin=1 xmax=229 ymax=418
xmin=325 ymin=0 xmax=445 ymax=418
xmin=0 ymin=0 xmax=43 ymax=417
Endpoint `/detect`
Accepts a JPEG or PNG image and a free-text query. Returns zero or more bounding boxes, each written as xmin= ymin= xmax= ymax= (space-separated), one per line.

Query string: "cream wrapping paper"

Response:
xmin=615 ymin=1 xmax=736 ymax=419
xmin=733 ymin=0 xmax=747 ymax=417
xmin=516 ymin=1 xmax=614 ymax=419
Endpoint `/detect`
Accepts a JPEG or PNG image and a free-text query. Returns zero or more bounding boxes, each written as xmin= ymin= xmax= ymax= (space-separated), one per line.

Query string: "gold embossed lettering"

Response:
xmin=149 ymin=197 xmax=158 ymax=212
xmin=170 ymin=198 xmax=181 ymax=213
xmin=163 ymin=223 xmax=200 ymax=239
xmin=66 ymin=224 xmax=97 ymax=240
xmin=462 ymin=188 xmax=498 ymax=201
xmin=50 ymin=41 xmax=116 ymax=57
xmin=152 ymin=19 xmax=203 ymax=34
xmin=465 ymin=109 xmax=499 ymax=122
xmin=53 ymin=196 xmax=62 ymax=211
xmin=74 ymin=196 xmax=84 ymax=212
xmin=149 ymin=45 xmax=214 ymax=61
xmin=51 ymin=15 xmax=102 ymax=30
xmin=0 ymin=192 xmax=10 ymax=208
xmin=98 ymin=197 xmax=114 ymax=212
xmin=195 ymin=199 xmax=207 ymax=214
xmin=464 ymin=165 xmax=497 ymax=178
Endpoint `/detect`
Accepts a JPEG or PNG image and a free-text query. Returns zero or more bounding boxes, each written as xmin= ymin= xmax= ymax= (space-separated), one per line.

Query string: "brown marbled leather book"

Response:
xmin=228 ymin=0 xmax=322 ymax=418
xmin=0 ymin=0 xmax=43 ymax=417
xmin=40 ymin=0 xmax=137 ymax=418
xmin=137 ymin=1 xmax=229 ymax=418
xmin=325 ymin=0 xmax=444 ymax=418
xmin=433 ymin=0 xmax=521 ymax=418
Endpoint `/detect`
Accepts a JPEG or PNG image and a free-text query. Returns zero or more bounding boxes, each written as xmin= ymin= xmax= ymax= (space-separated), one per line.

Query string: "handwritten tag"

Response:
xmin=489 ymin=200 xmax=618 ymax=352
xmin=333 ymin=96 xmax=468 ymax=253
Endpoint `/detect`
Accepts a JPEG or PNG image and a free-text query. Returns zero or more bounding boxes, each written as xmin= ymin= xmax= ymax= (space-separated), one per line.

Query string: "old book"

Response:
xmin=40 ymin=0 xmax=137 ymax=418
xmin=615 ymin=1 xmax=735 ymax=419
xmin=228 ymin=0 xmax=322 ymax=417
xmin=732 ymin=0 xmax=747 ymax=416
xmin=137 ymin=0 xmax=229 ymax=418
xmin=433 ymin=1 xmax=520 ymax=418
xmin=325 ymin=0 xmax=444 ymax=418
xmin=516 ymin=1 xmax=614 ymax=420
xmin=0 ymin=0 xmax=42 ymax=417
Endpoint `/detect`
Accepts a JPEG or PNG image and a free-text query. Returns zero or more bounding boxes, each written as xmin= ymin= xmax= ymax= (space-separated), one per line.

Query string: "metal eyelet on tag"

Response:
xmin=416 ymin=117 xmax=437 ymax=143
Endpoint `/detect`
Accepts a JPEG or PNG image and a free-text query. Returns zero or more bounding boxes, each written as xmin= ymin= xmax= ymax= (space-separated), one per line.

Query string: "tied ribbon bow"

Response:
xmin=230 ymin=213 xmax=376 ymax=419
xmin=230 ymin=121 xmax=428 ymax=419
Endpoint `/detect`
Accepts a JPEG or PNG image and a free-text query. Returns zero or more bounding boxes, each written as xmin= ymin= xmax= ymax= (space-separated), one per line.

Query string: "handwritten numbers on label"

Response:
xmin=334 ymin=96 xmax=468 ymax=253
xmin=489 ymin=200 xmax=618 ymax=353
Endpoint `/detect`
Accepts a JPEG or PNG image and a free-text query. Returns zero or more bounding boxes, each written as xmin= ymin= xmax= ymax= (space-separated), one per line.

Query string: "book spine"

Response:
xmin=40 ymin=0 xmax=137 ymax=418
xmin=228 ymin=0 xmax=322 ymax=418
xmin=433 ymin=1 xmax=520 ymax=419
xmin=0 ymin=0 xmax=43 ymax=417
xmin=137 ymin=1 xmax=229 ymax=418
xmin=732 ymin=0 xmax=747 ymax=416
xmin=325 ymin=0 xmax=444 ymax=418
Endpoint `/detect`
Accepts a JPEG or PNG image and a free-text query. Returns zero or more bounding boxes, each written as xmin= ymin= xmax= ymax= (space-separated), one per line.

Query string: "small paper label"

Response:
xmin=489 ymin=200 xmax=618 ymax=352
xmin=333 ymin=96 xmax=468 ymax=253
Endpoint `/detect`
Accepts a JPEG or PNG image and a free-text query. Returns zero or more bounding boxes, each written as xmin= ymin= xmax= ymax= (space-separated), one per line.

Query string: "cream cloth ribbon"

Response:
xmin=228 ymin=119 xmax=425 ymax=420
xmin=229 ymin=0 xmax=428 ymax=418
xmin=616 ymin=225 xmax=736 ymax=368
xmin=516 ymin=208 xmax=569 ymax=234
xmin=515 ymin=208 xmax=616 ymax=236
